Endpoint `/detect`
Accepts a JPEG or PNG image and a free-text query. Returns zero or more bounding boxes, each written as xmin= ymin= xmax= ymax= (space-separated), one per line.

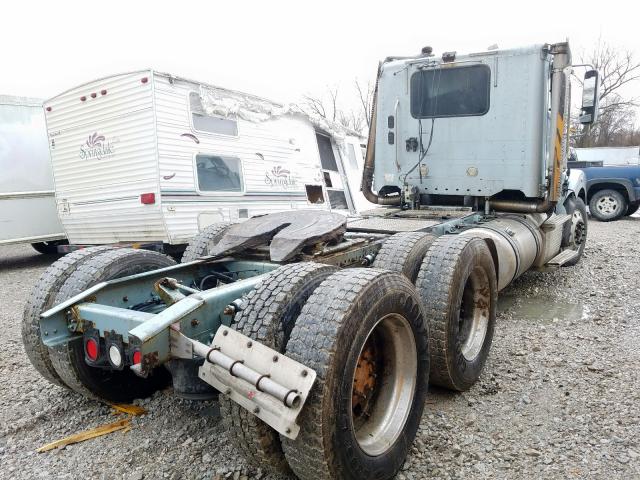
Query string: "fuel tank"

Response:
xmin=459 ymin=214 xmax=544 ymax=290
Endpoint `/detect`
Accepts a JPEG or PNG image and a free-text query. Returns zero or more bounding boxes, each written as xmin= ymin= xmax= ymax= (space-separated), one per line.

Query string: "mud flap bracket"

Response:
xmin=195 ymin=327 xmax=316 ymax=439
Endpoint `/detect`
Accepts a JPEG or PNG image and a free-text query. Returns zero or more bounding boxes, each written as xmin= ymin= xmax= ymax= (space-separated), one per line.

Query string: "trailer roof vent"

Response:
xmin=421 ymin=46 xmax=433 ymax=57
xmin=442 ymin=51 xmax=456 ymax=63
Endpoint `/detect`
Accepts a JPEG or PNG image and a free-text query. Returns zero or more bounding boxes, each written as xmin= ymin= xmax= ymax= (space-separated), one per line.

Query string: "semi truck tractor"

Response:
xmin=24 ymin=42 xmax=596 ymax=480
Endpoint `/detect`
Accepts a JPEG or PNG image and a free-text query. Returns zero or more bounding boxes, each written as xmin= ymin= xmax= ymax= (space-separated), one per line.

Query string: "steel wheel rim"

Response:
xmin=597 ymin=196 xmax=618 ymax=215
xmin=350 ymin=313 xmax=417 ymax=456
xmin=570 ymin=207 xmax=586 ymax=249
xmin=458 ymin=266 xmax=490 ymax=362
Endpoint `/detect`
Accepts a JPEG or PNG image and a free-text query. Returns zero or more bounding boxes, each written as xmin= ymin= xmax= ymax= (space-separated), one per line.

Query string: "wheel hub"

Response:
xmin=457 ymin=268 xmax=490 ymax=362
xmin=570 ymin=208 xmax=586 ymax=248
xmin=597 ymin=196 xmax=618 ymax=214
xmin=350 ymin=314 xmax=417 ymax=456
xmin=352 ymin=337 xmax=378 ymax=418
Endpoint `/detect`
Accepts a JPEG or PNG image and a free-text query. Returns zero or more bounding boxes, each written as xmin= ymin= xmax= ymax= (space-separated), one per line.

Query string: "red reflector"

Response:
xmin=141 ymin=77 xmax=148 ymax=84
xmin=101 ymin=89 xmax=107 ymax=95
xmin=80 ymin=96 xmax=87 ymax=102
xmin=91 ymin=92 xmax=97 ymax=98
xmin=86 ymin=338 xmax=99 ymax=361
xmin=132 ymin=351 xmax=142 ymax=365
xmin=46 ymin=106 xmax=52 ymax=112
xmin=140 ymin=192 xmax=156 ymax=204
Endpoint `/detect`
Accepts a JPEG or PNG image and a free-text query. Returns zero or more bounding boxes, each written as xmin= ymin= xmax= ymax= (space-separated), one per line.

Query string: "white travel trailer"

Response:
xmin=575 ymin=146 xmax=640 ymax=166
xmin=43 ymin=71 xmax=370 ymax=253
xmin=0 ymin=95 xmax=66 ymax=253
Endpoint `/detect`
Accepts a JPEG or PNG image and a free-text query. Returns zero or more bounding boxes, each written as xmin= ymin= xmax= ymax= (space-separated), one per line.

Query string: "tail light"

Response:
xmin=45 ymin=106 xmax=52 ymax=112
xmin=83 ymin=329 xmax=102 ymax=364
xmin=85 ymin=338 xmax=99 ymax=361
xmin=132 ymin=350 xmax=142 ymax=365
xmin=140 ymin=192 xmax=156 ymax=204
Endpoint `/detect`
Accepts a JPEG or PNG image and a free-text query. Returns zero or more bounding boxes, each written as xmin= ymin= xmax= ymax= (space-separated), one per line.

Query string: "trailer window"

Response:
xmin=346 ymin=143 xmax=359 ymax=170
xmin=328 ymin=190 xmax=348 ymax=210
xmin=196 ymin=154 xmax=242 ymax=192
xmin=189 ymin=92 xmax=238 ymax=136
xmin=316 ymin=133 xmax=338 ymax=171
xmin=410 ymin=65 xmax=490 ymax=118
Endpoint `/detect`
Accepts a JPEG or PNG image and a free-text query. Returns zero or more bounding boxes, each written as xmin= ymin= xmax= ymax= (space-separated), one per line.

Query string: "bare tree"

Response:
xmin=572 ymin=39 xmax=640 ymax=147
xmin=355 ymin=79 xmax=374 ymax=128
xmin=300 ymin=80 xmax=374 ymax=135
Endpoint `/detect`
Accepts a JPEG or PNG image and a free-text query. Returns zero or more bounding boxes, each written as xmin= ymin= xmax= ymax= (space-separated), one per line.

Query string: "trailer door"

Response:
xmin=315 ymin=132 xmax=355 ymax=213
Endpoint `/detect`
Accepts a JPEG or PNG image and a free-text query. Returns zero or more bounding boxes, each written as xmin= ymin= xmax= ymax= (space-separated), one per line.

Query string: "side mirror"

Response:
xmin=579 ymin=70 xmax=600 ymax=125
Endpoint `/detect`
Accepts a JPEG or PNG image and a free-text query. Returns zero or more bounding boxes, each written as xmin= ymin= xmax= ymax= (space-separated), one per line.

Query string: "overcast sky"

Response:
xmin=2 ymin=0 xmax=639 ymax=111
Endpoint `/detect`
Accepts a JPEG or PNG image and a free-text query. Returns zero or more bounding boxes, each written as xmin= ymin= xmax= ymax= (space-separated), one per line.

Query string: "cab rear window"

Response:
xmin=410 ymin=65 xmax=490 ymax=118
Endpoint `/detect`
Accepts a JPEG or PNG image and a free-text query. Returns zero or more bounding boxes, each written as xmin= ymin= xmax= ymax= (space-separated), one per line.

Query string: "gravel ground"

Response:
xmin=1 ymin=215 xmax=639 ymax=480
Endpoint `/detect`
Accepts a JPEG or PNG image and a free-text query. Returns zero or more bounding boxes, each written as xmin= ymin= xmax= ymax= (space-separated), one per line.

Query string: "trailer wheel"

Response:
xmin=181 ymin=222 xmax=230 ymax=262
xmin=372 ymin=231 xmax=436 ymax=282
xmin=563 ymin=197 xmax=588 ymax=267
xmin=219 ymin=262 xmax=337 ymax=475
xmin=281 ymin=269 xmax=429 ymax=480
xmin=31 ymin=240 xmax=68 ymax=255
xmin=589 ymin=189 xmax=627 ymax=222
xmin=416 ymin=235 xmax=497 ymax=392
xmin=22 ymin=246 xmax=114 ymax=388
xmin=49 ymin=248 xmax=176 ymax=402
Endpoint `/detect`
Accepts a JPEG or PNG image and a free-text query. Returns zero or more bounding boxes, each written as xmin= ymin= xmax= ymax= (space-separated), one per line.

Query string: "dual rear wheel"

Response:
xmin=229 ymin=233 xmax=497 ymax=479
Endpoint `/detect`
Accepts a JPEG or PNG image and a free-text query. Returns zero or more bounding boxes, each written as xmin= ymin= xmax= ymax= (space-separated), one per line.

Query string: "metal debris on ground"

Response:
xmin=36 ymin=418 xmax=131 ymax=452
xmin=110 ymin=403 xmax=147 ymax=416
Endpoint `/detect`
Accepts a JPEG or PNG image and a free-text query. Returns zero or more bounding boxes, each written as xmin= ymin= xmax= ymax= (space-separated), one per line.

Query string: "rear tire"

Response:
xmin=22 ymin=246 xmax=114 ymax=388
xmin=220 ymin=262 xmax=337 ymax=475
xmin=589 ymin=189 xmax=627 ymax=222
xmin=181 ymin=222 xmax=230 ymax=262
xmin=416 ymin=235 xmax=497 ymax=392
xmin=281 ymin=269 xmax=430 ymax=480
xmin=372 ymin=231 xmax=436 ymax=282
xmin=49 ymin=248 xmax=175 ymax=402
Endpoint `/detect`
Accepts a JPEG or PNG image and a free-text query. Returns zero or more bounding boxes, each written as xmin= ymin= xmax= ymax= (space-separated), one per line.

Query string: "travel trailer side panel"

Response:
xmin=0 ymin=96 xmax=65 ymax=245
xmin=44 ymin=71 xmax=167 ymax=244
xmin=153 ymin=75 xmax=327 ymax=244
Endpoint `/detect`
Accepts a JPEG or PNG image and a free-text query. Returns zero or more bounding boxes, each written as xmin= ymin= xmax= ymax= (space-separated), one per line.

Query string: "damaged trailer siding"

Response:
xmin=44 ymin=70 xmax=355 ymax=247
xmin=152 ymin=74 xmax=328 ymax=244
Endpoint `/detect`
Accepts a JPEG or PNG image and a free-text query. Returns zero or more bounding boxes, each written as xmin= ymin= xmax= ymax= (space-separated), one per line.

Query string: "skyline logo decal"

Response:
xmin=79 ymin=132 xmax=117 ymax=160
xmin=265 ymin=165 xmax=297 ymax=189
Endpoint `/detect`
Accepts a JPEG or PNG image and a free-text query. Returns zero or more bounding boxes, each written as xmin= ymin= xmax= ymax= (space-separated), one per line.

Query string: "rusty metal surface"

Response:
xmin=210 ymin=210 xmax=347 ymax=261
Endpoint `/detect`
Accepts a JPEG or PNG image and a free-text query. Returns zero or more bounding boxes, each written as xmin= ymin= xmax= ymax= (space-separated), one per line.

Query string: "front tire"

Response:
xmin=416 ymin=235 xmax=497 ymax=391
xmin=49 ymin=248 xmax=175 ymax=402
xmin=563 ymin=197 xmax=588 ymax=267
xmin=281 ymin=269 xmax=429 ymax=480
xmin=589 ymin=189 xmax=627 ymax=222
